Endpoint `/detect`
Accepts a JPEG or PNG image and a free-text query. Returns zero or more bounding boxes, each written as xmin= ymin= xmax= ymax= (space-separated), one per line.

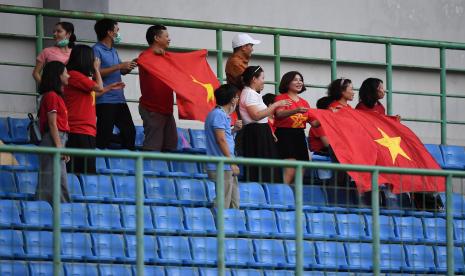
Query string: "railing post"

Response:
xmin=274 ymin=34 xmax=281 ymax=94
xmin=330 ymin=38 xmax=337 ymax=81
xmin=135 ymin=156 xmax=144 ymax=276
xmin=440 ymin=47 xmax=447 ymax=145
xmin=216 ymin=161 xmax=225 ymax=276
xmin=445 ymin=174 xmax=454 ymax=276
xmin=385 ymin=43 xmax=393 ymax=115
xmin=294 ymin=164 xmax=304 ymax=276
xmin=216 ymin=29 xmax=224 ymax=84
xmin=35 ymin=14 xmax=43 ymax=57
xmin=371 ymin=170 xmax=380 ymax=276
xmin=52 ymin=152 xmax=62 ymax=276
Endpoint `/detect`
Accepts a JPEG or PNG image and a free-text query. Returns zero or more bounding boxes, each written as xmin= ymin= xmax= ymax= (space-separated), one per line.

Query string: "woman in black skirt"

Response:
xmin=239 ymin=66 xmax=290 ymax=182
xmin=274 ymin=71 xmax=320 ymax=184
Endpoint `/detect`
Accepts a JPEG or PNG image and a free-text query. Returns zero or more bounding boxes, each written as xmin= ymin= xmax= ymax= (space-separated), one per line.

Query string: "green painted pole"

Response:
xmin=35 ymin=14 xmax=43 ymax=56
xmin=216 ymin=161 xmax=225 ymax=276
xmin=294 ymin=165 xmax=304 ymax=276
xmin=274 ymin=34 xmax=281 ymax=94
xmin=371 ymin=170 xmax=380 ymax=275
xmin=52 ymin=153 xmax=61 ymax=276
xmin=440 ymin=48 xmax=447 ymax=145
xmin=385 ymin=43 xmax=393 ymax=115
xmin=135 ymin=156 xmax=144 ymax=276
xmin=445 ymin=174 xmax=454 ymax=276
xmin=216 ymin=29 xmax=224 ymax=84
xmin=330 ymin=39 xmax=337 ymax=81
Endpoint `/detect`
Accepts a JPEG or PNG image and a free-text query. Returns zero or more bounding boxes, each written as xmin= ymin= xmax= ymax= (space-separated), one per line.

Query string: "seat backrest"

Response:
xmin=98 ymin=264 xmax=132 ymax=276
xmin=7 ymin=117 xmax=29 ymax=143
xmin=22 ymin=201 xmax=52 ymax=227
xmin=232 ymin=269 xmax=262 ymax=276
xmin=246 ymin=209 xmax=279 ymax=235
xmin=183 ymin=207 xmax=216 ymax=232
xmin=113 ymin=175 xmax=136 ymax=199
xmin=175 ymin=178 xmax=207 ymax=202
xmin=134 ymin=126 xmax=145 ymax=148
xmin=424 ymin=144 xmax=445 ymax=168
xmin=91 ymin=233 xmax=126 ymax=259
xmin=88 ymin=203 xmax=122 ymax=229
xmin=24 ymin=231 xmax=53 ymax=257
xmin=276 ymin=211 xmax=307 ymax=235
xmin=61 ymin=232 xmax=93 ymax=257
xmin=335 ymin=213 xmax=367 ymax=238
xmin=422 ymin=217 xmax=446 ymax=242
xmin=404 ymin=245 xmax=435 ymax=270
xmin=379 ymin=244 xmax=406 ymax=269
xmin=189 ymin=129 xmax=207 ymax=149
xmin=12 ymin=152 xmax=39 ymax=170
xmin=151 ymin=206 xmax=184 ymax=231
xmin=263 ymin=183 xmax=295 ymax=207
xmin=165 ymin=266 xmax=199 ymax=276
xmin=0 ymin=260 xmax=28 ymax=276
xmin=143 ymin=159 xmax=170 ymax=173
xmin=30 ymin=262 xmax=64 ymax=276
xmin=80 ymin=175 xmax=114 ymax=199
xmin=434 ymin=246 xmax=465 ymax=270
xmin=144 ymin=177 xmax=177 ymax=200
xmin=455 ymin=219 xmax=465 ymax=242
xmin=284 ymin=240 xmax=317 ymax=266
xmin=239 ymin=182 xmax=267 ymax=207
xmin=61 ymin=203 xmax=88 ymax=228
xmin=314 ymin=241 xmax=348 ymax=268
xmin=199 ymin=268 xmax=231 ymax=276
xmin=189 ymin=237 xmax=218 ymax=262
xmin=177 ymin=127 xmax=192 ymax=150
xmin=157 ymin=236 xmax=192 ymax=261
xmin=0 ymin=171 xmax=17 ymax=194
xmin=133 ymin=266 xmax=165 ymax=276
xmin=0 ymin=230 xmax=24 ymax=256
xmin=16 ymin=172 xmax=38 ymax=194
xmin=0 ymin=200 xmax=21 ymax=225
xmin=120 ymin=205 xmax=153 ymax=229
xmin=125 ymin=235 xmax=158 ymax=260
xmin=253 ymin=239 xmax=287 ymax=265
xmin=107 ymin=156 xmax=135 ymax=171
xmin=393 ymin=216 xmax=425 ymax=241
xmin=67 ymin=173 xmax=83 ymax=197
xmin=0 ymin=117 xmax=11 ymax=142
xmin=222 ymin=208 xmax=247 ymax=234
xmin=303 ymin=185 xmax=327 ymax=207
xmin=439 ymin=145 xmax=465 ymax=169
xmin=224 ymin=238 xmax=255 ymax=265
xmin=64 ymin=263 xmax=98 ymax=276
xmin=306 ymin=212 xmax=337 ymax=237
xmin=364 ymin=215 xmax=397 ymax=240
xmin=96 ymin=157 xmax=108 ymax=172
xmin=171 ymin=161 xmax=200 ymax=174
xmin=345 ymin=243 xmax=373 ymax=268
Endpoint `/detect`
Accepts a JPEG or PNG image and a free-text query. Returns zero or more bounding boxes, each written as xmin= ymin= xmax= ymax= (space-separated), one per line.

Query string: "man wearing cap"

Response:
xmin=225 ymin=33 xmax=261 ymax=89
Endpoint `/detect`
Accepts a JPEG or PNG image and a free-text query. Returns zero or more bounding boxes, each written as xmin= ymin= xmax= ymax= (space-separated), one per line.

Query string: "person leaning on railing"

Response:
xmin=35 ymin=61 xmax=71 ymax=204
xmin=32 ymin=22 xmax=76 ymax=84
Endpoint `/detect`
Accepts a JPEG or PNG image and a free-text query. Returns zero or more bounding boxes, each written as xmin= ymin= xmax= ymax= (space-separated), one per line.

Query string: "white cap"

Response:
xmin=232 ymin=33 xmax=261 ymax=49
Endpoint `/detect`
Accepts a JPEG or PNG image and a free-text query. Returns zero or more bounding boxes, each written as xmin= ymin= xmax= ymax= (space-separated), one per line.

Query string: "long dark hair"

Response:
xmin=56 ymin=21 xmax=76 ymax=48
xmin=279 ymin=71 xmax=306 ymax=94
xmin=359 ymin=78 xmax=383 ymax=108
xmin=66 ymin=44 xmax=95 ymax=77
xmin=242 ymin=65 xmax=264 ymax=87
xmin=327 ymin=78 xmax=352 ymax=101
xmin=39 ymin=61 xmax=66 ymax=95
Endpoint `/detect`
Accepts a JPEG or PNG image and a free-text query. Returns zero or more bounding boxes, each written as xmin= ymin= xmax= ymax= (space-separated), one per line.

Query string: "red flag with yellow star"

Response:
xmin=137 ymin=49 xmax=218 ymax=121
xmin=311 ymin=109 xmax=445 ymax=193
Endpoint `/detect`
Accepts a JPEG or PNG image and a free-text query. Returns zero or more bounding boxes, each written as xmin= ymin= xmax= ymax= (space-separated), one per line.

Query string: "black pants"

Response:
xmin=96 ymin=103 xmax=135 ymax=150
xmin=66 ymin=133 xmax=96 ymax=174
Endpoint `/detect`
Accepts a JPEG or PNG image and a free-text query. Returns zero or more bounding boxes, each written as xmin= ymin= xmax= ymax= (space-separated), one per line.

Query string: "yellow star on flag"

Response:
xmin=289 ymin=113 xmax=307 ymax=128
xmin=191 ymin=75 xmax=215 ymax=103
xmin=374 ymin=127 xmax=411 ymax=164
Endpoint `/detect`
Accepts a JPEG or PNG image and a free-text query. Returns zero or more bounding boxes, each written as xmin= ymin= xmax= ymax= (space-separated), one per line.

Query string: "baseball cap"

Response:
xmin=232 ymin=33 xmax=261 ymax=49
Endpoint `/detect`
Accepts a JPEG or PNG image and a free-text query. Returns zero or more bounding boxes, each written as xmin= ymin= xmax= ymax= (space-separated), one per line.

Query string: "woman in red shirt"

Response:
xmin=274 ymin=71 xmax=320 ymax=184
xmin=356 ymin=78 xmax=386 ymax=114
xmin=327 ymin=78 xmax=355 ymax=111
xmin=35 ymin=61 xmax=71 ymax=203
xmin=309 ymin=96 xmax=332 ymax=155
xmin=64 ymin=45 xmax=125 ymax=174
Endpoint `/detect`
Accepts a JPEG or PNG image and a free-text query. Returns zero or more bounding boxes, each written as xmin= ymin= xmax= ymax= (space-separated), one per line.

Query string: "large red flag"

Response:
xmin=311 ymin=109 xmax=445 ymax=194
xmin=137 ymin=49 xmax=219 ymax=121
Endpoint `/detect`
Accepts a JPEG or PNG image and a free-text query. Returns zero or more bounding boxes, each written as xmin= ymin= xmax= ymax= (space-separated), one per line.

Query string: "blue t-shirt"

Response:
xmin=205 ymin=107 xmax=235 ymax=171
xmin=92 ymin=42 xmax=125 ymax=104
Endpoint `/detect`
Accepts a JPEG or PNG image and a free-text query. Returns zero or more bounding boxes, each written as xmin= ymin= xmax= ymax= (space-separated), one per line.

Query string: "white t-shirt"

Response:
xmin=240 ymin=86 xmax=268 ymax=125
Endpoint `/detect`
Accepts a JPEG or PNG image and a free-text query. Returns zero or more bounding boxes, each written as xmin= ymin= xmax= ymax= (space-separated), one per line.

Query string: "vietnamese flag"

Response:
xmin=311 ymin=109 xmax=445 ymax=194
xmin=137 ymin=49 xmax=219 ymax=121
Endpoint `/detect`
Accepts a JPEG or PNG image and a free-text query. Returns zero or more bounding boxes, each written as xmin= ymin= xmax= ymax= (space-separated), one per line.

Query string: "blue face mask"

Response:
xmin=113 ymin=32 xmax=122 ymax=44
xmin=56 ymin=38 xmax=69 ymax=47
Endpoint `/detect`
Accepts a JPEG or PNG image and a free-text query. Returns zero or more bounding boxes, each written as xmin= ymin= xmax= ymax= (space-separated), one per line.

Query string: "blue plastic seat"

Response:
xmin=223 ymin=208 xmax=247 ymax=234
xmin=224 ymin=238 xmax=255 ymax=266
xmin=264 ymin=271 xmax=294 ymax=276
xmin=91 ymin=233 xmax=126 ymax=261
xmin=439 ymin=193 xmax=465 ymax=218
xmin=176 ymin=128 xmax=193 ymax=152
xmin=306 ymin=212 xmax=337 ymax=238
xmin=165 ymin=266 xmax=199 ymax=276
xmin=424 ymin=144 xmax=445 ymax=168
xmin=434 ymin=246 xmax=465 ymax=273
xmin=88 ymin=203 xmax=122 ymax=229
xmin=67 ymin=173 xmax=83 ymax=199
xmin=263 ymin=184 xmax=295 ymax=208
xmin=60 ymin=203 xmax=89 ymax=229
xmin=0 ymin=230 xmax=24 ymax=257
xmin=276 ymin=211 xmax=307 ymax=236
xmin=80 ymin=175 xmax=114 ymax=201
xmin=96 ymin=157 xmax=108 ymax=173
xmin=175 ymin=178 xmax=208 ymax=204
xmin=303 ymin=185 xmax=328 ymax=210
xmin=104 ymin=155 xmax=136 ymax=174
xmin=0 ymin=260 xmax=28 ymax=276
xmin=61 ymin=232 xmax=93 ymax=260
xmin=455 ymin=219 xmax=465 ymax=243
xmin=120 ymin=205 xmax=153 ymax=229
xmin=24 ymin=231 xmax=53 ymax=258
xmin=64 ymin=263 xmax=98 ymax=276
xmin=157 ymin=236 xmax=192 ymax=264
xmin=112 ymin=175 xmax=136 ymax=200
xmin=199 ymin=267 xmax=232 ymax=276
xmin=239 ymin=182 xmax=268 ymax=208
xmin=183 ymin=207 xmax=216 ymax=233
xmin=379 ymin=244 xmax=406 ymax=271
xmin=22 ymin=201 xmax=52 ymax=227
xmin=16 ymin=172 xmax=38 ymax=196
xmin=345 ymin=242 xmax=373 ymax=270
xmin=98 ymin=264 xmax=132 ymax=276
xmin=134 ymin=125 xmax=145 ymax=148
xmin=189 ymin=128 xmax=207 ymax=153
xmin=30 ymin=262 xmax=64 ymax=276
xmin=404 ymin=245 xmax=436 ymax=272
xmin=364 ymin=215 xmax=397 ymax=241
xmin=189 ymin=237 xmax=217 ymax=265
xmin=144 ymin=177 xmax=177 ymax=203
xmin=422 ymin=217 xmax=446 ymax=242
xmin=284 ymin=240 xmax=317 ymax=268
xmin=204 ymin=180 xmax=216 ymax=202
xmin=151 ymin=206 xmax=184 ymax=233
xmin=125 ymin=235 xmax=158 ymax=261
xmin=335 ymin=214 xmax=368 ymax=240
xmin=393 ymin=216 xmax=425 ymax=242
xmin=253 ymin=239 xmax=287 ymax=267
xmin=233 ymin=269 xmax=262 ymax=276
xmin=133 ymin=266 xmax=165 ymax=276
xmin=8 ymin=117 xmax=29 ymax=143
xmin=0 ymin=200 xmax=22 ymax=226
xmin=170 ymin=161 xmax=207 ymax=178
xmin=5 ymin=151 xmax=39 ymax=171
xmin=314 ymin=241 xmax=348 ymax=269
xmin=143 ymin=159 xmax=171 ymax=176
xmin=0 ymin=117 xmax=12 ymax=143
xmin=440 ymin=145 xmax=465 ymax=169
xmin=0 ymin=171 xmax=18 ymax=197
xmin=246 ymin=209 xmax=279 ymax=236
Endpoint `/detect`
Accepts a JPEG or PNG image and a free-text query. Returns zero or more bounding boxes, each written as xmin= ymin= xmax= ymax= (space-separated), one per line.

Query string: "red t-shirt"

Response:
xmin=138 ymin=49 xmax=174 ymax=114
xmin=64 ymin=70 xmax=97 ymax=136
xmin=355 ymin=101 xmax=386 ymax=115
xmin=329 ymin=100 xmax=352 ymax=110
xmin=309 ymin=126 xmax=325 ymax=153
xmin=39 ymin=91 xmax=70 ymax=134
xmin=274 ymin=94 xmax=314 ymax=129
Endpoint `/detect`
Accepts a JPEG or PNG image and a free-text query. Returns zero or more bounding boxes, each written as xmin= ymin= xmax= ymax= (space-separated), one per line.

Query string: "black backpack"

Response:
xmin=28 ymin=113 xmax=41 ymax=145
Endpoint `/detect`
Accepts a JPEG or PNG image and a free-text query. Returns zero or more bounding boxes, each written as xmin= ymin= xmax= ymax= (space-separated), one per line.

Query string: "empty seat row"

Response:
xmin=425 ymin=144 xmax=465 ymax=170
xmin=0 ymin=117 xmax=30 ymax=144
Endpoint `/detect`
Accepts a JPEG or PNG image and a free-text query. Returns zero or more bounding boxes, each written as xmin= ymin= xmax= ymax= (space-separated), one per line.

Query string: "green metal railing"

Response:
xmin=0 ymin=144 xmax=464 ymax=276
xmin=1 ymin=4 xmax=465 ymax=143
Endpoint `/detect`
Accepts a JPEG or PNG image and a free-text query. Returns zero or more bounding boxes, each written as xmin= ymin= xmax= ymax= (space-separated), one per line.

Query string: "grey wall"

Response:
xmin=1 ymin=0 xmax=464 ymax=145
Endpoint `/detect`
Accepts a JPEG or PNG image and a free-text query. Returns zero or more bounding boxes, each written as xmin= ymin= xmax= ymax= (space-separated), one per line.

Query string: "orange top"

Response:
xmin=225 ymin=52 xmax=249 ymax=88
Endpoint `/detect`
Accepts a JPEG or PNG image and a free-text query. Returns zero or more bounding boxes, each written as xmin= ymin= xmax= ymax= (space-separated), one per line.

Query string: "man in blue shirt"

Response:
xmin=205 ymin=84 xmax=242 ymax=208
xmin=93 ymin=19 xmax=137 ymax=150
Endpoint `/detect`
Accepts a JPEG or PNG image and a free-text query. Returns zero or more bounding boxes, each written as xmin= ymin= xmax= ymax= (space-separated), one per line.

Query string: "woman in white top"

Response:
xmin=239 ymin=65 xmax=290 ymax=182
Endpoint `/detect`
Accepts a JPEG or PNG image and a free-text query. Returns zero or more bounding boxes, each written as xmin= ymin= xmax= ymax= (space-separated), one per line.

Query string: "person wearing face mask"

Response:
xmin=328 ymin=78 xmax=355 ymax=111
xmin=92 ymin=19 xmax=137 ymax=150
xmin=33 ymin=22 xmax=76 ymax=83
xmin=205 ymin=84 xmax=242 ymax=208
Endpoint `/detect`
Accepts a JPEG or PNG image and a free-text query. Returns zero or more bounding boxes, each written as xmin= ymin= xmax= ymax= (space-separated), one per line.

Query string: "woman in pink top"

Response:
xmin=33 ymin=22 xmax=76 ymax=83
